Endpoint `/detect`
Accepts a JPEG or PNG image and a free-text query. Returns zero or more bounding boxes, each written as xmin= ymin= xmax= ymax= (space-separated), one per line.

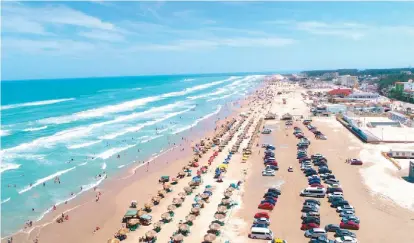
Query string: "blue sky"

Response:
xmin=2 ymin=1 xmax=414 ymax=80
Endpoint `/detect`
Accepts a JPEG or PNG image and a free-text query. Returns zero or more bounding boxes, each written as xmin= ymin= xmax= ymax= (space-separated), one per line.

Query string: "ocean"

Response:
xmin=0 ymin=73 xmax=264 ymax=237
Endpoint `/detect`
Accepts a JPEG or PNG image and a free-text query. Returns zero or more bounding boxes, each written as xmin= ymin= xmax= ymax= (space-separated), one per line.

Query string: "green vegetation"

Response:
xmin=378 ymin=74 xmax=414 ymax=91
xmin=302 ymin=68 xmax=414 ymax=77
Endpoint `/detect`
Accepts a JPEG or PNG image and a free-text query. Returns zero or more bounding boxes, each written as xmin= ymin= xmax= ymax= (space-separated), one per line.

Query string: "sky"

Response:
xmin=2 ymin=1 xmax=414 ymax=80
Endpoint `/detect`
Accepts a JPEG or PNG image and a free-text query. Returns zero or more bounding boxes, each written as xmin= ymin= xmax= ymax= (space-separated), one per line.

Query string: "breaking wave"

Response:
xmin=23 ymin=126 xmax=48 ymax=132
xmin=1 ymin=98 xmax=75 ymax=111
xmin=96 ymin=145 xmax=134 ymax=160
xmin=67 ymin=140 xmax=102 ymax=149
xmin=172 ymin=105 xmax=222 ymax=134
xmin=0 ymin=163 xmax=21 ymax=173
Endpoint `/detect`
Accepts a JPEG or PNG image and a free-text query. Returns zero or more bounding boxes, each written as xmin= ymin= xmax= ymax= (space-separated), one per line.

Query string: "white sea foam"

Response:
xmin=172 ymin=105 xmax=222 ymax=134
xmin=67 ymin=140 xmax=102 ymax=149
xmin=23 ymin=126 xmax=48 ymax=132
xmin=118 ymin=164 xmax=126 ymax=168
xmin=0 ymin=163 xmax=21 ymax=173
xmin=1 ymin=197 xmax=11 ymax=204
xmin=18 ymin=166 xmax=77 ymax=194
xmin=101 ymin=162 xmax=107 ymax=170
xmin=0 ymin=129 xmax=11 ymax=137
xmin=96 ymin=145 xmax=134 ymax=160
xmin=207 ymin=93 xmax=233 ymax=102
xmin=38 ymin=96 xmax=162 ymax=125
xmin=141 ymin=135 xmax=163 ymax=143
xmin=182 ymin=78 xmax=195 ymax=82
xmin=1 ymin=98 xmax=75 ymax=111
xmin=100 ymin=106 xmax=194 ymax=140
xmin=78 ymin=162 xmax=88 ymax=166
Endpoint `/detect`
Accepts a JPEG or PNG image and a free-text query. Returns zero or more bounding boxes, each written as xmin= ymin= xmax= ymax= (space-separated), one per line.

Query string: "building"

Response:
xmin=388 ymin=150 xmax=414 ymax=159
xmin=388 ymin=111 xmax=413 ymax=127
xmin=347 ymin=92 xmax=380 ymax=101
xmin=327 ymin=88 xmax=352 ymax=97
xmin=401 ymin=71 xmax=412 ymax=75
xmin=338 ymin=75 xmax=359 ymax=87
xmin=394 ymin=80 xmax=414 ymax=102
xmin=321 ymin=72 xmax=339 ymax=80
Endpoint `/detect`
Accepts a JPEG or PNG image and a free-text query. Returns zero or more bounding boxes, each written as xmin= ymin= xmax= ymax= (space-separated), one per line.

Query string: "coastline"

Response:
xmin=4 ymin=84 xmax=260 ymax=243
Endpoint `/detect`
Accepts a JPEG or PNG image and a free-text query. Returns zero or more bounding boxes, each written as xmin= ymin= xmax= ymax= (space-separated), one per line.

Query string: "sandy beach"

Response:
xmin=6 ymin=81 xmax=414 ymax=243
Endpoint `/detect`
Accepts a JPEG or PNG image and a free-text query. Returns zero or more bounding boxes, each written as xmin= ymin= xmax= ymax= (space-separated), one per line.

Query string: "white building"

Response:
xmin=403 ymin=79 xmax=414 ymax=91
xmin=347 ymin=92 xmax=380 ymax=100
xmin=338 ymin=75 xmax=359 ymax=87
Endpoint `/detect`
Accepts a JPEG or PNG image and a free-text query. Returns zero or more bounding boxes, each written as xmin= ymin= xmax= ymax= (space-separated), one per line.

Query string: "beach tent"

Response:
xmin=218 ymin=164 xmax=228 ymax=169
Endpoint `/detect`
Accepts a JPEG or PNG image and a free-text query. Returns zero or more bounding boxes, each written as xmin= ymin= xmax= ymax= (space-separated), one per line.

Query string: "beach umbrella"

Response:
xmin=145 ymin=230 xmax=156 ymax=239
xmin=172 ymin=177 xmax=178 ymax=182
xmin=152 ymin=196 xmax=161 ymax=202
xmin=167 ymin=205 xmax=176 ymax=211
xmin=188 ymin=181 xmax=195 ymax=186
xmin=118 ymin=228 xmax=129 ymax=235
xmin=153 ymin=222 xmax=162 ymax=229
xmin=214 ymin=213 xmax=225 ymax=220
xmin=221 ymin=199 xmax=231 ymax=205
xmin=178 ymin=171 xmax=186 ymax=177
xmin=204 ymin=233 xmax=216 ymax=243
xmin=163 ymin=184 xmax=171 ymax=189
xmin=137 ymin=210 xmax=146 ymax=217
xmin=173 ymin=234 xmax=184 ymax=242
xmin=158 ymin=190 xmax=167 ymax=196
xmin=179 ymin=224 xmax=189 ymax=232
xmin=201 ymin=193 xmax=210 ymax=199
xmin=226 ymin=187 xmax=235 ymax=192
xmin=161 ymin=213 xmax=171 ymax=220
xmin=107 ymin=238 xmax=120 ymax=243
xmin=185 ymin=214 xmax=196 ymax=222
xmin=224 ymin=192 xmax=232 ymax=198
xmin=217 ymin=206 xmax=227 ymax=213
xmin=144 ymin=202 xmax=153 ymax=209
xmin=173 ymin=198 xmax=183 ymax=205
xmin=204 ymin=187 xmax=213 ymax=192
xmin=178 ymin=192 xmax=186 ymax=198
xmin=209 ymin=223 xmax=221 ymax=231
xmin=128 ymin=218 xmax=140 ymax=225
xmin=190 ymin=207 xmax=200 ymax=215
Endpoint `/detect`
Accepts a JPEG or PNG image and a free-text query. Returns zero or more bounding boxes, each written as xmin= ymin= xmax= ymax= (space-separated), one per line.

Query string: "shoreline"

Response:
xmin=4 ymin=84 xmax=260 ymax=243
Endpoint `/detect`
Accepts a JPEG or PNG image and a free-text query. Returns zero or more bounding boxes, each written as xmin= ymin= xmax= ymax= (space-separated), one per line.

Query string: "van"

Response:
xmin=249 ymin=227 xmax=274 ymax=240
xmin=300 ymin=187 xmax=326 ymax=198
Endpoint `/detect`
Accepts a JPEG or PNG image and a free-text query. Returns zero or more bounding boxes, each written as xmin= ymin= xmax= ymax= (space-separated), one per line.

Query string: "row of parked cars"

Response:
xmin=294 ymin=125 xmax=359 ymax=243
xmin=249 ymin=187 xmax=284 ymax=241
xmin=262 ymin=144 xmax=278 ymax=176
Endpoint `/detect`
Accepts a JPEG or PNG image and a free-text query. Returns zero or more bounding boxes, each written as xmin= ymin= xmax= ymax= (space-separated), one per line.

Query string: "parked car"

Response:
xmin=334 ymin=236 xmax=358 ymax=243
xmin=304 ymin=199 xmax=321 ymax=206
xmin=331 ymin=200 xmax=349 ymax=208
xmin=304 ymin=228 xmax=326 ymax=238
xmin=264 ymin=192 xmax=279 ymax=198
xmin=341 ymin=215 xmax=360 ymax=224
xmin=266 ymin=165 xmax=279 ymax=171
xmin=339 ymin=221 xmax=359 ymax=230
xmin=339 ymin=211 xmax=355 ymax=218
xmin=309 ymin=235 xmax=335 ymax=243
xmin=336 ymin=205 xmax=355 ymax=213
xmin=258 ymin=202 xmax=274 ymax=210
xmin=301 ymin=211 xmax=320 ymax=219
xmin=324 ymin=224 xmax=341 ymax=232
xmin=264 ymin=158 xmax=277 ymax=164
xmin=302 ymin=205 xmax=319 ymax=213
xmin=327 ymin=192 xmax=343 ymax=198
xmin=251 ymin=223 xmax=269 ymax=229
xmin=327 ymin=187 xmax=343 ymax=193
xmin=309 ymin=183 xmax=323 ymax=188
xmin=302 ymin=217 xmax=321 ymax=225
xmin=301 ymin=223 xmax=320 ymax=230
xmin=268 ymin=188 xmax=281 ymax=195
xmin=325 ymin=179 xmax=340 ymax=185
xmin=254 ymin=212 xmax=269 ymax=219
xmin=253 ymin=217 xmax=270 ymax=225
xmin=262 ymin=143 xmax=270 ymax=148
xmin=334 ymin=229 xmax=356 ymax=238
xmin=262 ymin=170 xmax=276 ymax=176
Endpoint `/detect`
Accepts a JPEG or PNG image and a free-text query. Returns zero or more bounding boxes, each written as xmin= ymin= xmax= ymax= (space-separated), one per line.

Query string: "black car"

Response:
xmin=324 ymin=224 xmax=340 ymax=232
xmin=331 ymin=200 xmax=349 ymax=208
xmin=334 ymin=229 xmax=357 ymax=238
xmin=267 ymin=188 xmax=281 ymax=195
xmin=304 ymin=199 xmax=321 ymax=206
xmin=309 ymin=235 xmax=334 ymax=243
xmin=301 ymin=205 xmax=319 ymax=213
xmin=266 ymin=165 xmax=279 ymax=171
xmin=302 ymin=217 xmax=320 ymax=224
xmin=263 ymin=192 xmax=279 ymax=198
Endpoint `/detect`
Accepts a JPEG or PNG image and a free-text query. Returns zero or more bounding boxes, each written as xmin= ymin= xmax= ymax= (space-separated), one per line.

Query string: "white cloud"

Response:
xmin=2 ymin=16 xmax=51 ymax=35
xmin=295 ymin=21 xmax=367 ymax=40
xmin=78 ymin=30 xmax=125 ymax=42
xmin=131 ymin=36 xmax=295 ymax=51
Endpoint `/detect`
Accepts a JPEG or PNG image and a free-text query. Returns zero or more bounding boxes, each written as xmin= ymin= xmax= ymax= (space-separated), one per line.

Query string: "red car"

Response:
xmin=340 ymin=221 xmax=359 ymax=230
xmin=309 ymin=183 xmax=323 ymax=188
xmin=265 ymin=161 xmax=278 ymax=167
xmin=301 ymin=223 xmax=319 ymax=230
xmin=258 ymin=202 xmax=274 ymax=210
xmin=254 ymin=212 xmax=270 ymax=219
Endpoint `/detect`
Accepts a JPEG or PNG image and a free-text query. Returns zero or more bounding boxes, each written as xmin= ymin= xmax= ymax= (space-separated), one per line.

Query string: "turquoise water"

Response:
xmin=0 ymin=73 xmax=264 ymax=236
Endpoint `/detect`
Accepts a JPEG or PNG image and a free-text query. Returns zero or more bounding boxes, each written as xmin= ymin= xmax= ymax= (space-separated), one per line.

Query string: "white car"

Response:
xmin=253 ymin=217 xmax=270 ymax=225
xmin=335 ymin=236 xmax=358 ymax=243
xmin=328 ymin=183 xmax=341 ymax=188
xmin=337 ymin=205 xmax=355 ymax=213
xmin=328 ymin=192 xmax=343 ymax=198
xmin=262 ymin=170 xmax=276 ymax=176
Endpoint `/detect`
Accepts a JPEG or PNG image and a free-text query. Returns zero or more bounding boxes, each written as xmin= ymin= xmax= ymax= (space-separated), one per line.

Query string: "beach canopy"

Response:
xmin=144 ymin=202 xmax=153 ymax=208
xmin=178 ymin=192 xmax=186 ymax=198
xmin=140 ymin=214 xmax=152 ymax=220
xmin=161 ymin=212 xmax=171 ymax=220
xmin=224 ymin=192 xmax=232 ymax=198
xmin=107 ymin=238 xmax=120 ymax=243
xmin=186 ymin=214 xmax=196 ymax=222
xmin=158 ymin=190 xmax=166 ymax=196
xmin=167 ymin=205 xmax=177 ymax=211
xmin=173 ymin=198 xmax=183 ymax=205
xmin=217 ymin=206 xmax=227 ymax=213
xmin=124 ymin=209 xmax=138 ymax=218
xmin=173 ymin=234 xmax=184 ymax=241
xmin=214 ymin=213 xmax=225 ymax=220
xmin=128 ymin=218 xmax=140 ymax=225
xmin=153 ymin=222 xmax=162 ymax=229
xmin=209 ymin=223 xmax=221 ymax=231
xmin=145 ymin=230 xmax=156 ymax=239
xmin=183 ymin=187 xmax=192 ymax=192
xmin=204 ymin=233 xmax=216 ymax=242
xmin=179 ymin=224 xmax=189 ymax=232
xmin=191 ymin=207 xmax=200 ymax=214
xmin=137 ymin=210 xmax=146 ymax=217
xmin=118 ymin=228 xmax=129 ymax=235
xmin=201 ymin=193 xmax=210 ymax=199
xmin=221 ymin=199 xmax=231 ymax=205
xmin=218 ymin=164 xmax=228 ymax=169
